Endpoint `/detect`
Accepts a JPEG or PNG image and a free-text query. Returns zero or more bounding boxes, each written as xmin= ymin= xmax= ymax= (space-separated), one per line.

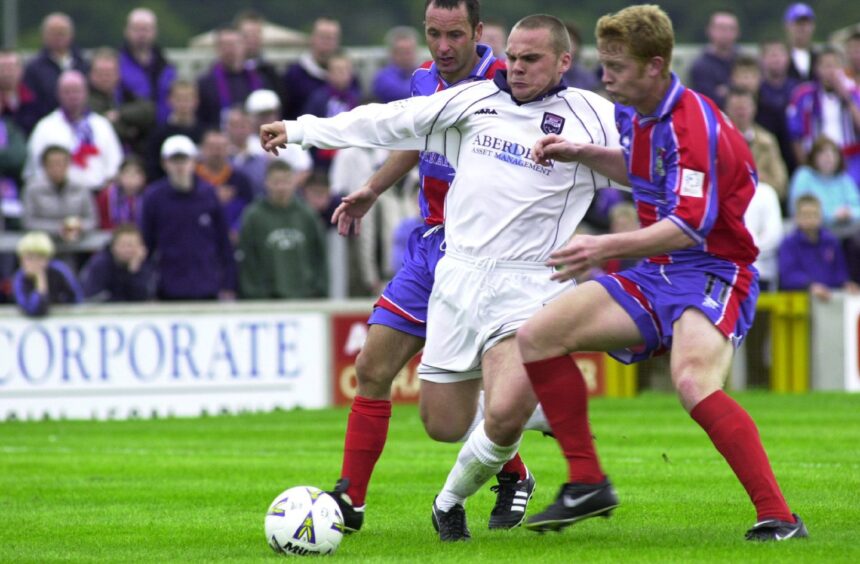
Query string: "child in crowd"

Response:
xmin=12 ymin=231 xmax=82 ymax=316
xmin=96 ymin=155 xmax=147 ymax=229
xmin=779 ymin=194 xmax=859 ymax=301
xmin=789 ymin=136 xmax=860 ymax=234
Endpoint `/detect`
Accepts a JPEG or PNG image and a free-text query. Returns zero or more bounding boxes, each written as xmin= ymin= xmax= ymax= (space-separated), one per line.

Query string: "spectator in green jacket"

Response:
xmin=238 ymin=159 xmax=328 ymax=299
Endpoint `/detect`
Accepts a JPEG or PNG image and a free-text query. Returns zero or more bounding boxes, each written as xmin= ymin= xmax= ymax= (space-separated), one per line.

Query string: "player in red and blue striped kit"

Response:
xmin=516 ymin=5 xmax=807 ymax=542
xmin=324 ymin=0 xmax=530 ymax=535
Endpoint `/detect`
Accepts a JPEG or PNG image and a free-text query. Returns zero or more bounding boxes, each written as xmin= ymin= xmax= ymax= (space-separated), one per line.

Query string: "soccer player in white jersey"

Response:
xmin=261 ymin=14 xmax=620 ymax=542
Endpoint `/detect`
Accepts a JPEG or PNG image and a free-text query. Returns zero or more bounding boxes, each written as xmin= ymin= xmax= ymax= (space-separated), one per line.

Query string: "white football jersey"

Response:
xmin=287 ymin=79 xmax=620 ymax=261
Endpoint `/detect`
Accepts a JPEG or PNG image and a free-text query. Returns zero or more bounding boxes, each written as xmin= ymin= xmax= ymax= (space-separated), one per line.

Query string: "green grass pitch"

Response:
xmin=1 ymin=392 xmax=858 ymax=562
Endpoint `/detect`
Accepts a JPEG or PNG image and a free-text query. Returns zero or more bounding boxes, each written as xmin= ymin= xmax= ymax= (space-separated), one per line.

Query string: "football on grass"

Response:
xmin=265 ymin=486 xmax=345 ymax=556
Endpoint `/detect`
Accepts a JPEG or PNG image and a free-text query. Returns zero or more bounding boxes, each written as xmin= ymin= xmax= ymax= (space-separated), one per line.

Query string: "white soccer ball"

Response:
xmin=265 ymin=486 xmax=345 ymax=556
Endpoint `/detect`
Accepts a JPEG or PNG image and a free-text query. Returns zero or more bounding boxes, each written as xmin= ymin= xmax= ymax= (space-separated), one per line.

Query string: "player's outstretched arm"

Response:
xmin=260 ymin=121 xmax=288 ymax=155
xmin=331 ymin=151 xmax=420 ymax=236
xmin=547 ymin=219 xmax=695 ymax=282
xmin=533 ymin=135 xmax=629 ymax=186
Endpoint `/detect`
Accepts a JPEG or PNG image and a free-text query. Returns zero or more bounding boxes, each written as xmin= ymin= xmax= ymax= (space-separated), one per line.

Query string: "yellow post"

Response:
xmin=604 ymin=355 xmax=637 ymax=398
xmin=789 ymin=293 xmax=810 ymax=392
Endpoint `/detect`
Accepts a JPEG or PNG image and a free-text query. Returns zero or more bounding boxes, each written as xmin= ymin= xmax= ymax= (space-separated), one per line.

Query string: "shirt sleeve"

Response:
xmin=285 ymin=81 xmax=493 ymax=167
xmin=663 ymin=99 xmax=721 ymax=244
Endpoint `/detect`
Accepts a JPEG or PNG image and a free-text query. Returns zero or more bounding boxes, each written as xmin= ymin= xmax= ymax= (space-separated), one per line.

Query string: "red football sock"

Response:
xmin=340 ymin=396 xmax=392 ymax=507
xmin=690 ymin=390 xmax=794 ymax=522
xmin=524 ymin=355 xmax=605 ymax=484
xmin=500 ymin=452 xmax=527 ymax=481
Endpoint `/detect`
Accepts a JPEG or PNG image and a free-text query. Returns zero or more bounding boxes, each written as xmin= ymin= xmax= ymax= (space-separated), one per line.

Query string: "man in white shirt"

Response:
xmin=261 ymin=14 xmax=620 ymax=542
xmin=24 ymin=70 xmax=122 ymax=192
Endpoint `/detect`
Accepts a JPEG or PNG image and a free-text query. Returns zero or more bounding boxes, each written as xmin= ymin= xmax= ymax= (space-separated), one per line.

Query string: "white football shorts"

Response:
xmin=418 ymin=248 xmax=573 ymax=383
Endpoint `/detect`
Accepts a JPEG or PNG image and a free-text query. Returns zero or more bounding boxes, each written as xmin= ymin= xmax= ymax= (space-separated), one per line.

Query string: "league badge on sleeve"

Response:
xmin=540 ymin=112 xmax=566 ymax=135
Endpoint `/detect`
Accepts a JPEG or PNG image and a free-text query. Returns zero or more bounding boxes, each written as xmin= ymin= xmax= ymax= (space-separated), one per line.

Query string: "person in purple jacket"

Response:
xmin=80 ymin=223 xmax=155 ymax=302
xmin=778 ymin=194 xmax=859 ymax=300
xmin=118 ymin=8 xmax=177 ymax=125
xmin=12 ymin=230 xmax=82 ymax=317
xmin=282 ymin=18 xmax=361 ymax=120
xmin=22 ymin=13 xmax=89 ymax=123
xmin=140 ymin=135 xmax=236 ymax=301
xmin=372 ymin=26 xmax=419 ymax=103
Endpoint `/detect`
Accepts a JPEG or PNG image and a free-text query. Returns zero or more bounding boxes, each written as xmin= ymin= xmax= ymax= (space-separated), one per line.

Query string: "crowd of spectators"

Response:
xmin=1 ymin=4 xmax=860 ymax=317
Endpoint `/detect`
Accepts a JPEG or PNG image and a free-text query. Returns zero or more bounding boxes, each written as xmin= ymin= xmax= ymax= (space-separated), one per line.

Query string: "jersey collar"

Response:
xmin=637 ymin=72 xmax=685 ymax=124
xmin=493 ymin=70 xmax=568 ymax=105
xmin=430 ymin=43 xmax=498 ymax=88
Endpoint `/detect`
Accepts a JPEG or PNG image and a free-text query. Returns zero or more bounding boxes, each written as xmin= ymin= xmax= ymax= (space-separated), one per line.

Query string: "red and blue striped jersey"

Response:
xmin=616 ymin=74 xmax=759 ymax=266
xmin=410 ymin=44 xmax=505 ymax=225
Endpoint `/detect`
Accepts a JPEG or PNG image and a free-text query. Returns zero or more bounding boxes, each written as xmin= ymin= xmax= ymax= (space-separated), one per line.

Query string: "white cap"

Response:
xmin=161 ymin=135 xmax=198 ymax=159
xmin=245 ymin=89 xmax=281 ymax=114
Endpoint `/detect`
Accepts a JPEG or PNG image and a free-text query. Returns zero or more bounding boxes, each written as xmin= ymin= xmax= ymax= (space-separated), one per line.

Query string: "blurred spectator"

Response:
xmin=243 ymin=89 xmax=313 ymax=188
xmin=845 ymin=228 xmax=860 ymax=283
xmin=24 ymin=70 xmax=123 ymax=193
xmin=282 ymin=18 xmax=361 ymax=120
xmin=195 ymin=129 xmax=254 ymax=244
xmin=724 ymin=87 xmax=788 ymax=200
xmin=197 ymin=26 xmax=274 ymax=130
xmin=225 ymin=106 xmax=268 ymax=197
xmin=96 ymin=155 xmax=147 ymax=229
xmin=303 ymin=52 xmax=360 ymax=171
xmin=482 ymin=20 xmax=508 ymax=60
xmin=0 ymin=49 xmax=40 ymax=135
xmin=757 ymin=39 xmax=800 ymax=173
xmin=390 ymin=185 xmax=423 ymax=275
xmin=12 ymin=231 xmax=82 ymax=317
xmin=373 ymin=26 xmax=419 ymax=103
xmin=601 ymin=202 xmax=641 ymax=274
xmin=140 ymin=135 xmax=235 ymax=300
xmin=145 ymin=80 xmax=204 ymax=182
xmin=788 ymin=136 xmax=860 ymax=234
xmin=88 ymin=47 xmax=155 ymax=156
xmin=845 ymin=29 xmax=860 ymax=82
xmin=744 ymin=182 xmax=783 ymax=291
xmin=303 ymin=52 xmax=360 ymax=118
xmin=582 ymin=186 xmax=630 ymax=233
xmin=302 ymin=171 xmax=340 ymax=227
xmin=22 ymin=12 xmax=89 ymax=123
xmin=238 ymin=160 xmax=328 ymax=299
xmin=729 ymin=54 xmax=761 ymax=94
xmin=562 ymin=21 xmax=600 ymax=92
xmin=779 ymin=194 xmax=859 ymax=300
xmin=330 ymin=146 xmax=413 ymax=294
xmin=784 ymin=3 xmax=817 ymax=82
xmin=80 ymin=223 xmax=154 ymax=302
xmin=118 ymin=8 xmax=176 ymax=125
xmin=22 ymin=145 xmax=96 ymax=242
xmin=787 ymin=47 xmax=860 ymax=186
xmin=234 ymin=10 xmax=282 ymax=105
xmin=689 ymin=10 xmax=740 ymax=108
xmin=0 ymin=114 xmax=27 ymax=227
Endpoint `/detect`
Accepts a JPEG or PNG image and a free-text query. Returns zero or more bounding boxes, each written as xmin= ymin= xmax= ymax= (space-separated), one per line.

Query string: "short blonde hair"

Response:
xmin=596 ymin=4 xmax=674 ymax=78
xmin=16 ymin=231 xmax=55 ymax=258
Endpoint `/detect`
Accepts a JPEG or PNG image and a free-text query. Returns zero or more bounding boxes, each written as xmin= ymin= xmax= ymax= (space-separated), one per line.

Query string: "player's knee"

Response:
xmin=672 ymin=360 xmax=713 ymax=407
xmin=354 ymin=351 xmax=397 ymax=398
xmin=483 ymin=406 xmax=528 ymax=445
xmin=420 ymin=410 xmax=464 ymax=442
xmin=517 ymin=320 xmax=569 ymax=362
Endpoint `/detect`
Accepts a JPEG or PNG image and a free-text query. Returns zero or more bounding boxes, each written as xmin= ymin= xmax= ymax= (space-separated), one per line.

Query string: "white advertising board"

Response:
xmin=0 ymin=311 xmax=329 ymax=420
xmin=844 ymin=295 xmax=860 ymax=392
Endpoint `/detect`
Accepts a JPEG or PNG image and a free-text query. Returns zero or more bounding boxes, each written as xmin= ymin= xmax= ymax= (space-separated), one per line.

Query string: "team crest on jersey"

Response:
xmin=540 ymin=112 xmax=565 ymax=134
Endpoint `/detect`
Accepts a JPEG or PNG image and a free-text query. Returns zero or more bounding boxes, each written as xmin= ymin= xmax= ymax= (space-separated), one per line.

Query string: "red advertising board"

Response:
xmin=331 ymin=314 xmax=606 ymax=405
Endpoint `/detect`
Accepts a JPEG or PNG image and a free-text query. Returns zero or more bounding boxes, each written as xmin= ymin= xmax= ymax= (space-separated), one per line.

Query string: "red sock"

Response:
xmin=524 ymin=355 xmax=605 ymax=484
xmin=690 ymin=390 xmax=794 ymax=522
xmin=500 ymin=452 xmax=527 ymax=481
xmin=340 ymin=396 xmax=392 ymax=507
